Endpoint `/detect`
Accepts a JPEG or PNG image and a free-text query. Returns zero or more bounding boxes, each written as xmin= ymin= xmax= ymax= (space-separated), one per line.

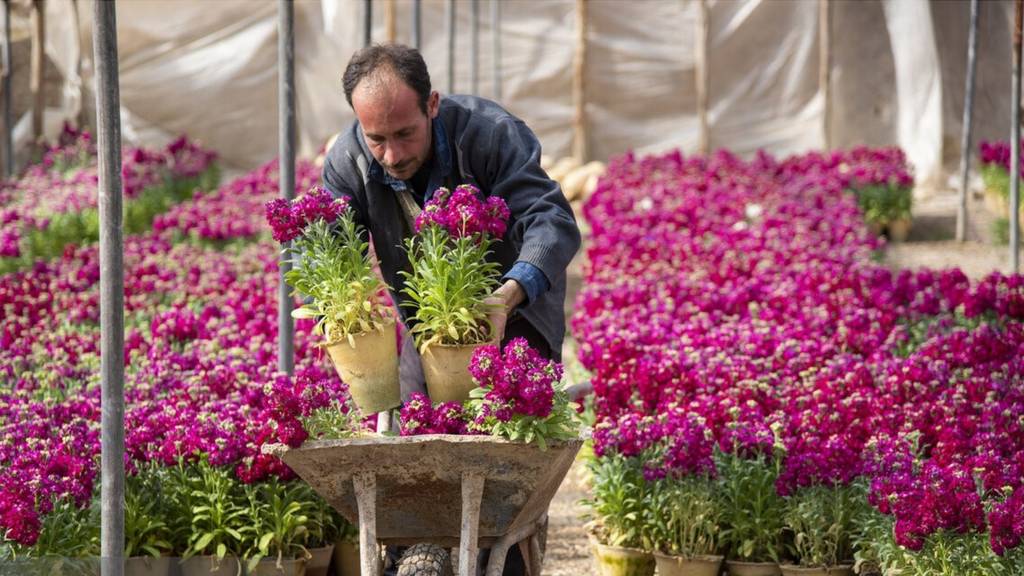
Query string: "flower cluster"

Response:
xmin=265 ymin=186 xmax=349 ymax=243
xmin=468 ymin=338 xmax=559 ymax=420
xmin=979 ymin=140 xmax=1021 ymax=172
xmin=414 ymin=184 xmax=509 ymax=239
xmin=398 ymin=393 xmax=470 ymax=435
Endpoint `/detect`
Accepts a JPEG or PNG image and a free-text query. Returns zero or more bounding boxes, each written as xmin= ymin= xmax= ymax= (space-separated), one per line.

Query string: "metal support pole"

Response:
xmin=384 ymin=0 xmax=396 ymax=43
xmin=819 ymin=0 xmax=832 ymax=150
xmin=2 ymin=0 xmax=12 ymax=178
xmin=278 ymin=0 xmax=295 ymax=375
xmin=364 ymin=0 xmax=372 ymax=47
xmin=1012 ymin=0 xmax=1022 ymax=273
xmin=447 ymin=0 xmax=455 ymax=94
xmin=957 ymin=0 xmax=979 ymax=243
xmin=30 ymin=0 xmax=44 ymax=149
xmin=94 ymin=2 xmax=125 ymax=574
xmin=491 ymin=0 xmax=501 ymax=100
xmin=471 ymin=0 xmax=479 ymax=95
xmin=412 ymin=0 xmax=422 ymax=49
xmin=696 ymin=0 xmax=709 ymax=155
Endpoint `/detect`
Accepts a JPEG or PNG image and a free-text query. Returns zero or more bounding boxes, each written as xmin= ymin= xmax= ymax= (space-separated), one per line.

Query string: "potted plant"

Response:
xmin=779 ymin=482 xmax=862 ymax=576
xmin=647 ymin=474 xmax=723 ymax=576
xmin=267 ymin=186 xmax=399 ymax=415
xmin=716 ymin=450 xmax=786 ymax=576
xmin=124 ymin=464 xmax=174 ymax=576
xmin=241 ymin=478 xmax=311 ymax=576
xmin=852 ymin=183 xmax=912 ymax=241
xmin=582 ymin=453 xmax=656 ymax=576
xmin=330 ymin=522 xmax=360 ymax=576
xmin=0 ymin=497 xmax=100 ymax=576
xmin=301 ymin=482 xmax=342 ymax=576
xmin=400 ymin=184 xmax=509 ymax=403
xmin=175 ymin=459 xmax=247 ymax=576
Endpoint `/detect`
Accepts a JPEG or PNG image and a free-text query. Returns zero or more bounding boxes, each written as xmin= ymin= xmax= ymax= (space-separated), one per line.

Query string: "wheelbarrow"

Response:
xmin=265 ymin=434 xmax=582 ymax=576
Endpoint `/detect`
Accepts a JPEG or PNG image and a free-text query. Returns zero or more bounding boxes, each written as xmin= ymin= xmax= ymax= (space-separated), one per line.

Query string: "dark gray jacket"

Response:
xmin=321 ymin=95 xmax=581 ymax=359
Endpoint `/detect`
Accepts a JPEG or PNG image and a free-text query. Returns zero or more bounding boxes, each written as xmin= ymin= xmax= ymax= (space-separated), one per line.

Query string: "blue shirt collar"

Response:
xmin=366 ymin=117 xmax=452 ymax=195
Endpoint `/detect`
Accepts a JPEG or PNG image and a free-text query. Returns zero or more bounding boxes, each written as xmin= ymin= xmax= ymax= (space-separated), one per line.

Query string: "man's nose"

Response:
xmin=383 ymin=143 xmax=402 ymax=167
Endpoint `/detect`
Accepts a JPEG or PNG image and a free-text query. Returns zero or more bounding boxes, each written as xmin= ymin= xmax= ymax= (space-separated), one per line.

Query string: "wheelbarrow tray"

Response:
xmin=266 ymin=434 xmax=582 ymax=548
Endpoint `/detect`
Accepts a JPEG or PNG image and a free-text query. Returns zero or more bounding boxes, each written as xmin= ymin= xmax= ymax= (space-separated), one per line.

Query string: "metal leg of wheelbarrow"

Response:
xmin=353 ymin=472 xmax=381 ymax=576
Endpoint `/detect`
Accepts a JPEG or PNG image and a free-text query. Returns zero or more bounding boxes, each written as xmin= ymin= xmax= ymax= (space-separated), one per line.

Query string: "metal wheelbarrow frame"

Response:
xmin=266 ymin=434 xmax=582 ymax=576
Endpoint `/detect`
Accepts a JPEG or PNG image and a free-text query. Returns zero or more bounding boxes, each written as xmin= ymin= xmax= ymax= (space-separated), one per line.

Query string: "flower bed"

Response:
xmin=0 ymin=125 xmax=220 ymax=273
xmin=575 ymin=148 xmax=1024 ymax=573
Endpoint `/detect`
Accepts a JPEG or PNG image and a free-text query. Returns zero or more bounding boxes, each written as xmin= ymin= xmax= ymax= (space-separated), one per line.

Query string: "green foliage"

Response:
xmin=400 ymin=225 xmax=501 ymax=351
xmin=466 ymin=380 xmax=580 ymax=451
xmin=582 ymin=453 xmax=652 ymax=550
xmin=125 ymin=464 xmax=174 ymax=558
xmin=982 ymin=164 xmax=1012 ymax=201
xmin=285 ymin=214 xmax=390 ymax=346
xmin=715 ymin=450 xmax=785 ymax=563
xmin=300 ymin=401 xmax=366 ymax=441
xmin=646 ymin=474 xmax=721 ymax=557
xmin=782 ymin=482 xmax=866 ymax=567
xmin=850 ymin=183 xmax=912 ymax=226
xmin=180 ymin=459 xmax=248 ymax=562
xmin=240 ymin=478 xmax=312 ymax=572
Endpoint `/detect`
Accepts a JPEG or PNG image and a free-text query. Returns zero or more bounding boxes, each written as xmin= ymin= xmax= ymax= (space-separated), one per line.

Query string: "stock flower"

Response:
xmin=265 ymin=186 xmax=349 ymax=243
xmin=414 ymin=184 xmax=509 ymax=239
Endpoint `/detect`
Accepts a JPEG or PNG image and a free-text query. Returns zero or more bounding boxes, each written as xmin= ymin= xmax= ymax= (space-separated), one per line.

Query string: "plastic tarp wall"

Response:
xmin=17 ymin=0 xmax=1023 ymax=184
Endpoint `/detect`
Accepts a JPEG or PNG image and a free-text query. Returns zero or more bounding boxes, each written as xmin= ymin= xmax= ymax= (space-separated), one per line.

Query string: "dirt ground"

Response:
xmin=540 ymin=184 xmax=1023 ymax=575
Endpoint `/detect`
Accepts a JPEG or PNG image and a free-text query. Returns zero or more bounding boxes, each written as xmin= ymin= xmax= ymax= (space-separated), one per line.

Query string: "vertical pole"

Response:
xmin=71 ymin=0 xmax=86 ymax=130
xmin=957 ymin=0 xmax=979 ymax=243
xmin=94 ymin=2 xmax=125 ymax=575
xmin=364 ymin=0 xmax=372 ymax=47
xmin=447 ymin=0 xmax=455 ymax=94
xmin=412 ymin=0 xmax=422 ymax=49
xmin=1011 ymin=0 xmax=1022 ymax=273
xmin=279 ymin=0 xmax=296 ymax=376
xmin=471 ymin=0 xmax=479 ymax=95
xmin=696 ymin=0 xmax=710 ymax=155
xmin=384 ymin=0 xmax=396 ymax=43
xmin=2 ymin=0 xmax=12 ymax=178
xmin=819 ymin=0 xmax=832 ymax=150
xmin=30 ymin=0 xmax=45 ymax=149
xmin=572 ymin=0 xmax=587 ymax=163
xmin=353 ymin=473 xmax=380 ymax=576
xmin=491 ymin=0 xmax=501 ymax=100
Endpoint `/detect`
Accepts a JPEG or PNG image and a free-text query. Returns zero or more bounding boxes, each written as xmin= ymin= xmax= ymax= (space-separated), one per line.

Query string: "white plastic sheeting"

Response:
xmin=12 ymin=0 xmax=1022 ymax=183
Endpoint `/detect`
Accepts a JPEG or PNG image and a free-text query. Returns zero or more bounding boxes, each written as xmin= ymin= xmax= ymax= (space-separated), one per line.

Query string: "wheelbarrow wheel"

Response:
xmin=396 ymin=543 xmax=454 ymax=576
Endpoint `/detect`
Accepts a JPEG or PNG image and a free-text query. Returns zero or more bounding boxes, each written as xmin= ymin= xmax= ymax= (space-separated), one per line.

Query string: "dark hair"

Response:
xmin=343 ymin=44 xmax=432 ymax=114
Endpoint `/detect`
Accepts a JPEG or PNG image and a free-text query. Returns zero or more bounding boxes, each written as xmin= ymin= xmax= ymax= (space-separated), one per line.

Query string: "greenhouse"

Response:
xmin=1 ymin=1 xmax=1023 ymax=576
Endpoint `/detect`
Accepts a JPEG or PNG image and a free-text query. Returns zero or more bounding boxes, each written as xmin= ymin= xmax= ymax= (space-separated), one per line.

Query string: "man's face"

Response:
xmin=352 ymin=74 xmax=439 ymax=181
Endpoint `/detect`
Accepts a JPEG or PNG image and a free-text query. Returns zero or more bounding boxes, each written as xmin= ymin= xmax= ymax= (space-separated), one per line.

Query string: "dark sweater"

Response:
xmin=321 ymin=95 xmax=581 ymax=359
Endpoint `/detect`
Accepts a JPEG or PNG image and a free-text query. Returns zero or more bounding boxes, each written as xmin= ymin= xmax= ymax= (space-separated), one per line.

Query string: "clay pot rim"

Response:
xmin=778 ymin=564 xmax=854 ymax=574
xmin=652 ymin=552 xmax=723 ymax=561
xmin=423 ymin=339 xmax=492 ymax=351
xmin=321 ymin=318 xmax=397 ymax=348
xmin=587 ymin=534 xmax=651 ymax=556
xmin=726 ymin=559 xmax=781 ymax=565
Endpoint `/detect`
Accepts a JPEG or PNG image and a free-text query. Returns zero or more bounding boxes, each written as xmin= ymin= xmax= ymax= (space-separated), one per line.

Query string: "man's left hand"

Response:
xmin=484 ymin=279 xmax=526 ymax=345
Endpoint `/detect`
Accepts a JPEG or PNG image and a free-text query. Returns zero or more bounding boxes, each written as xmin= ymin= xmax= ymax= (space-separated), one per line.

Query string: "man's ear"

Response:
xmin=427 ymin=91 xmax=440 ymax=119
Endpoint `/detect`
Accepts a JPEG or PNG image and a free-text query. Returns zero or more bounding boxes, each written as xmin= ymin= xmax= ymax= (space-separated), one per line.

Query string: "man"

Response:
xmin=322 ymin=43 xmax=580 ymax=388
xmin=320 ymin=44 xmax=580 ymax=575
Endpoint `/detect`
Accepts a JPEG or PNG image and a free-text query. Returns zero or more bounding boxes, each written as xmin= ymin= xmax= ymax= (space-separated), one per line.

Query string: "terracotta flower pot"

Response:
xmin=305 ymin=545 xmax=334 ymax=576
xmin=124 ymin=556 xmax=171 ymax=576
xmin=324 ymin=321 xmax=400 ymax=414
xmin=726 ymin=560 xmax=782 ymax=576
xmin=589 ymin=538 xmax=655 ymax=576
xmin=331 ymin=540 xmax=360 ymax=576
xmin=653 ymin=552 xmax=723 ymax=576
xmin=421 ymin=342 xmax=486 ymax=403
xmin=887 ymin=218 xmax=912 ymax=242
xmin=249 ymin=557 xmax=307 ymax=576
xmin=985 ymin=188 xmax=1010 ymax=218
xmin=779 ymin=565 xmax=854 ymax=576
xmin=179 ymin=555 xmax=244 ymax=576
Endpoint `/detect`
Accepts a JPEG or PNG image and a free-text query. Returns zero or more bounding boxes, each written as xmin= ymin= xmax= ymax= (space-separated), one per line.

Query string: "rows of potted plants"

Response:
xmin=575 ymin=148 xmax=1024 ymax=575
xmin=0 ymin=124 xmax=220 ymax=272
xmin=979 ymin=139 xmax=1024 ymax=243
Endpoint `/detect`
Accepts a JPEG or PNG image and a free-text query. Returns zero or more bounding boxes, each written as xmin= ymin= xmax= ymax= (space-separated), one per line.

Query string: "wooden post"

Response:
xmin=471 ymin=0 xmax=479 ymax=94
xmin=572 ymin=0 xmax=588 ymax=163
xmin=364 ymin=0 xmax=372 ymax=47
xmin=412 ymin=0 xmax=422 ymax=49
xmin=819 ymin=0 xmax=831 ymax=150
xmin=30 ymin=0 xmax=45 ymax=148
xmin=491 ymin=0 xmax=501 ymax=100
xmin=1011 ymin=0 xmax=1022 ymax=273
xmin=279 ymin=0 xmax=296 ymax=375
xmin=957 ymin=0 xmax=979 ymax=243
xmin=94 ymin=2 xmax=126 ymax=575
xmin=384 ymin=0 xmax=396 ymax=43
xmin=447 ymin=0 xmax=455 ymax=94
xmin=353 ymin=473 xmax=380 ymax=576
xmin=696 ymin=0 xmax=709 ymax=155
xmin=3 ymin=0 xmax=12 ymax=178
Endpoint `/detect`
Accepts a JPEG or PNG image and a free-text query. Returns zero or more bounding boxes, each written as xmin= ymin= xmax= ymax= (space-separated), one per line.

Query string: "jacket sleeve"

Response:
xmin=483 ymin=118 xmax=581 ymax=293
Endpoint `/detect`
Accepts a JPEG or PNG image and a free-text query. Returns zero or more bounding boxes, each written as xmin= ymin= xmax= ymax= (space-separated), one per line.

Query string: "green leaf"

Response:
xmin=193 ymin=532 xmax=215 ymax=553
